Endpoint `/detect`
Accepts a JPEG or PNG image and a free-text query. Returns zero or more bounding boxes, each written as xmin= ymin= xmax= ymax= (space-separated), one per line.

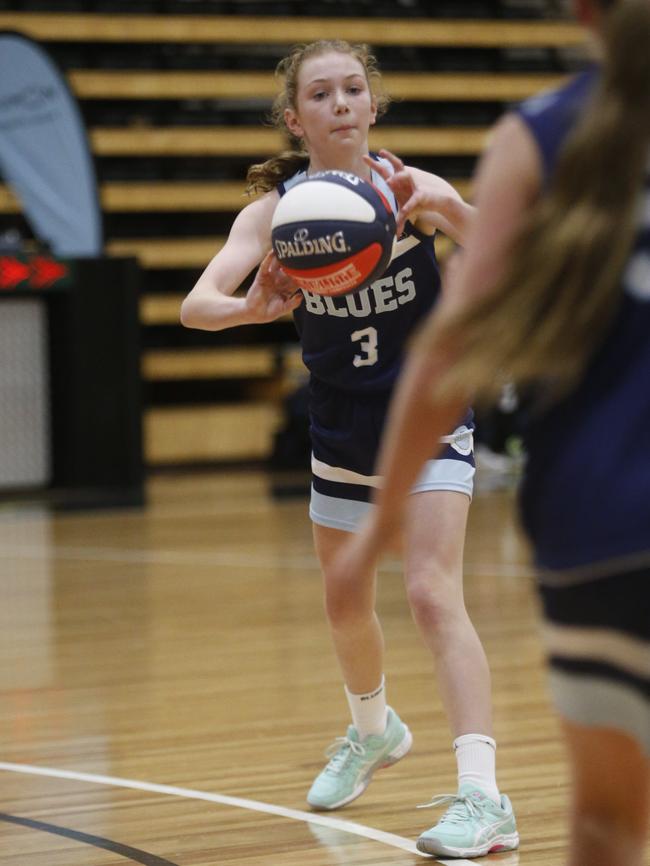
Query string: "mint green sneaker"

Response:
xmin=307 ymin=707 xmax=412 ymax=810
xmin=416 ymin=783 xmax=519 ymax=858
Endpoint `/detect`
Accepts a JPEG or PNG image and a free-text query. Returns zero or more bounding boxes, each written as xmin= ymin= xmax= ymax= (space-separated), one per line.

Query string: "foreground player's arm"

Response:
xmin=440 ymin=113 xmax=543 ymax=313
xmin=380 ymin=114 xmax=542 ymax=498
xmin=180 ymin=191 xmax=301 ymax=331
xmin=326 ymin=342 xmax=468 ymax=579
xmin=370 ymin=346 xmax=469 ymax=538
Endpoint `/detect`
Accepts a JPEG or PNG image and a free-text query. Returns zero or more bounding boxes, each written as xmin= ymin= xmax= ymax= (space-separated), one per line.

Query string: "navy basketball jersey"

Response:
xmin=515 ymin=71 xmax=650 ymax=572
xmin=278 ymin=155 xmax=441 ymax=393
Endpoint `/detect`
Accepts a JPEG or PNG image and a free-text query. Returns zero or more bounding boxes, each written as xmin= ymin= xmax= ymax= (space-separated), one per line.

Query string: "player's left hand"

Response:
xmin=365 ymin=150 xmax=473 ymax=244
xmin=364 ymin=149 xmax=427 ymax=235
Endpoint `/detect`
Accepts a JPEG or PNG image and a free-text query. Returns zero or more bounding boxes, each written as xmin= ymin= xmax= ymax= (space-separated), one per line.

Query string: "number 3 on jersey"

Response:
xmin=351 ymin=326 xmax=378 ymax=367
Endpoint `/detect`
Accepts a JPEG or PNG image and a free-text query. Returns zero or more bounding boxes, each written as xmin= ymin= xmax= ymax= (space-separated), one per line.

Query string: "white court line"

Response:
xmin=0 ymin=761 xmax=474 ymax=865
xmin=0 ymin=543 xmax=535 ymax=578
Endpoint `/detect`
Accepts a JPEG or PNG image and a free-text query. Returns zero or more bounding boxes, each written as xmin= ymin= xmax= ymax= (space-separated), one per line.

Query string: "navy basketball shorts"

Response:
xmin=538 ymin=562 xmax=650 ymax=755
xmin=307 ymin=378 xmax=475 ymax=534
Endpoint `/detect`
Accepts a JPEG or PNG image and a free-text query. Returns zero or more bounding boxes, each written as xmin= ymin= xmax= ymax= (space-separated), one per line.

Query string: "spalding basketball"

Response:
xmin=271 ymin=170 xmax=396 ymax=297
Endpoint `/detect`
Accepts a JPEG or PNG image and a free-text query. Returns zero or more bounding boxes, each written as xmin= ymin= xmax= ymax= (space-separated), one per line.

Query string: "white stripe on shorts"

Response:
xmin=542 ymin=623 xmax=650 ymax=682
xmin=311 ymin=427 xmax=475 ymax=490
xmin=311 ymin=455 xmax=381 ymax=488
xmin=311 ymin=456 xmax=475 ymax=496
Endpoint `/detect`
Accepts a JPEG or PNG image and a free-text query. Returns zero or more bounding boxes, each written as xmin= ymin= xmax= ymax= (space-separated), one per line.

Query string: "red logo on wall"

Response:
xmin=0 ymin=255 xmax=71 ymax=290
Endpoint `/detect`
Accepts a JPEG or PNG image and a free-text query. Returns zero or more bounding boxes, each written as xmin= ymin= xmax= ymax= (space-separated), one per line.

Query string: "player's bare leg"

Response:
xmin=306 ymin=523 xmax=412 ymax=810
xmin=404 ymin=490 xmax=518 ymax=858
xmin=313 ymin=523 xmax=385 ymax=694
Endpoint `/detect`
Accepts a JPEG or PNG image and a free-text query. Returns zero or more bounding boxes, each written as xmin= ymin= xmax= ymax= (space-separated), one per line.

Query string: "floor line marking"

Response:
xmin=0 ymin=543 xmax=535 ymax=578
xmin=0 ymin=811 xmax=179 ymax=865
xmin=0 ymin=761 xmax=474 ymax=865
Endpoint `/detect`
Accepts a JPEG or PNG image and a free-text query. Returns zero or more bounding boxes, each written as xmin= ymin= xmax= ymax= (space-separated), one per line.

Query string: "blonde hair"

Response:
xmin=419 ymin=0 xmax=650 ymax=404
xmin=246 ymin=40 xmax=390 ymax=194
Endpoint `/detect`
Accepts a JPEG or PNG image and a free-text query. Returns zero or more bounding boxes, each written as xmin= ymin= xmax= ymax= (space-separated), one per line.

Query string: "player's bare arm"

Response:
xmin=180 ymin=191 xmax=300 ymax=331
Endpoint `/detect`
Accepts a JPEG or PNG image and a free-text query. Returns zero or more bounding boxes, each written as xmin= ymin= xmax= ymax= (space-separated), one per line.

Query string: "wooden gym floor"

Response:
xmin=0 ymin=469 xmax=641 ymax=866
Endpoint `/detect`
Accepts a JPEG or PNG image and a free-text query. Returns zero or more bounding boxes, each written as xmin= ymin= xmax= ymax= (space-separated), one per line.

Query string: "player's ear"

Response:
xmin=369 ymin=96 xmax=378 ymax=127
xmin=284 ymin=108 xmax=304 ymax=140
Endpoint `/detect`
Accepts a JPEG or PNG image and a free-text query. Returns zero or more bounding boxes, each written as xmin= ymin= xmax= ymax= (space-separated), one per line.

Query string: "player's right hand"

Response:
xmin=245 ymin=251 xmax=303 ymax=322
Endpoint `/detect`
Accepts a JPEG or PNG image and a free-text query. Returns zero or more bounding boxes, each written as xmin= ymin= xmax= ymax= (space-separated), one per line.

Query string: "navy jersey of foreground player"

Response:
xmin=516 ymin=69 xmax=650 ymax=574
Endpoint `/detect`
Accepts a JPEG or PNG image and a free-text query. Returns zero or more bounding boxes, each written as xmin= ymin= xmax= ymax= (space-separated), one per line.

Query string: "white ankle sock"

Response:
xmin=453 ymin=733 xmax=500 ymax=804
xmin=344 ymin=677 xmax=387 ymax=740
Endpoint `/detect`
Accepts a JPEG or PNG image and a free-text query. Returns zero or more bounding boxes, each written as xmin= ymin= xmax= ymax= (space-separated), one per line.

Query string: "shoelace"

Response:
xmin=323 ymin=736 xmax=366 ymax=775
xmin=417 ymin=793 xmax=482 ymax=823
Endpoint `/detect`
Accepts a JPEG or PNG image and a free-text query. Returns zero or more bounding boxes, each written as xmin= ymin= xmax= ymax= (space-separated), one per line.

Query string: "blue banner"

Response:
xmin=0 ymin=32 xmax=103 ymax=256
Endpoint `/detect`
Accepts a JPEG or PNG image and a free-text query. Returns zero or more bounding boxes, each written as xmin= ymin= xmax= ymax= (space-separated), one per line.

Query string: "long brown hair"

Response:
xmin=419 ymin=0 xmax=650 ymax=404
xmin=246 ymin=40 xmax=390 ymax=194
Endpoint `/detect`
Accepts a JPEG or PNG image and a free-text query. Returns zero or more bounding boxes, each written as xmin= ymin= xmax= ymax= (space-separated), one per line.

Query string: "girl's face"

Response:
xmin=284 ymin=51 xmax=377 ymax=162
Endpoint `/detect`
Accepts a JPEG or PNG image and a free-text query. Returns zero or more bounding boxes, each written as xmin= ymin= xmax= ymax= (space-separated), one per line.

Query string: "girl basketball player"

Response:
xmin=332 ymin=1 xmax=650 ymax=863
xmin=181 ymin=40 xmax=517 ymax=856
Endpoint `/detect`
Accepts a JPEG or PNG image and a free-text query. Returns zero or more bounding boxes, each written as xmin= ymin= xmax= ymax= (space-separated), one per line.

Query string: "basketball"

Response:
xmin=271 ymin=170 xmax=396 ymax=297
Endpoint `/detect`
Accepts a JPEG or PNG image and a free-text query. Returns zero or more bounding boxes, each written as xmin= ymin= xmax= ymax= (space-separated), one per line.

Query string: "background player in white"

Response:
xmin=181 ymin=39 xmax=517 ymax=856
xmin=332 ymin=0 xmax=650 ymax=862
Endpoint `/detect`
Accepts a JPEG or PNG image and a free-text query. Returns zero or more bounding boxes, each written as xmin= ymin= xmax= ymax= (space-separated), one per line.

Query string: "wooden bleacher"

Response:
xmin=0 ymin=8 xmax=588 ymax=467
xmin=65 ymin=69 xmax=566 ymax=102
xmin=0 ymin=13 xmax=584 ymax=47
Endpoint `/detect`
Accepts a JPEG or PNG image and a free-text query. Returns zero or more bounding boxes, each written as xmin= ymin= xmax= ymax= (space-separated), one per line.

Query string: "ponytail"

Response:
xmin=246 ymin=150 xmax=309 ymax=194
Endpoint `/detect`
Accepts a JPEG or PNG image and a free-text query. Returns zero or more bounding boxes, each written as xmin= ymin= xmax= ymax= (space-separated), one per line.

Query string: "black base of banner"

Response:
xmin=0 ymin=485 xmax=145 ymax=511
xmin=0 ymin=255 xmax=145 ymax=511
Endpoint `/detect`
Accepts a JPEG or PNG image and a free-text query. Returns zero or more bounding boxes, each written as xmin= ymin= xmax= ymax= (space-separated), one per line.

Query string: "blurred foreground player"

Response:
xmin=332 ymin=0 xmax=650 ymax=861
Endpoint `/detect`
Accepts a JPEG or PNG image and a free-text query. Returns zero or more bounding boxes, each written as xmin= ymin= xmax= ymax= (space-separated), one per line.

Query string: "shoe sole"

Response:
xmin=416 ymin=830 xmax=520 ymax=858
xmin=308 ymin=725 xmax=413 ymax=811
